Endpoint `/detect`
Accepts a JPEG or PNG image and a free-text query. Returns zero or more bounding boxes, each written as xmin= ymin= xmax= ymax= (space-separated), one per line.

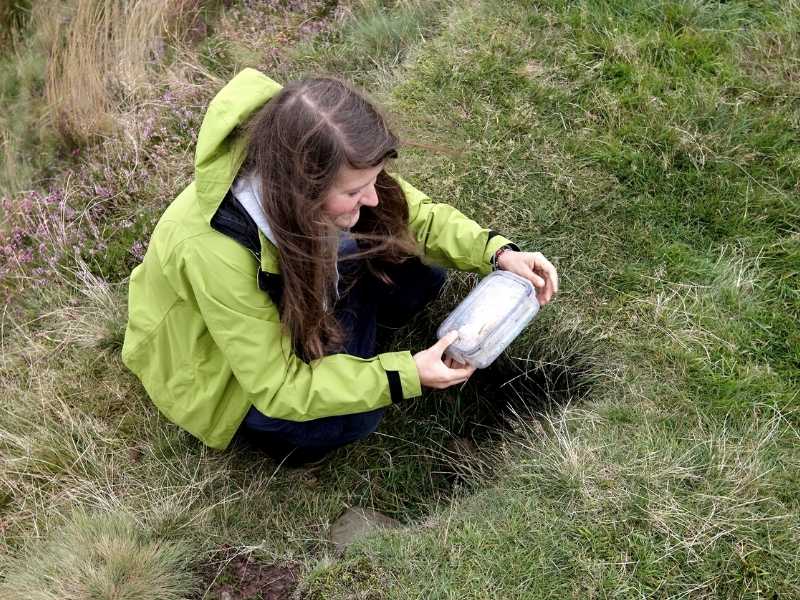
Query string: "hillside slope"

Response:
xmin=1 ymin=1 xmax=798 ymax=599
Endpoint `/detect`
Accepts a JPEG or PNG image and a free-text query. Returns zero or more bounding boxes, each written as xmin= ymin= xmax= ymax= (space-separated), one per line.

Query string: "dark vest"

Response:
xmin=210 ymin=190 xmax=284 ymax=307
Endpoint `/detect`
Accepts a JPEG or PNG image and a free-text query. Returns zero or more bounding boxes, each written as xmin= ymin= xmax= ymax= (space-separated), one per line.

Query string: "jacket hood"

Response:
xmin=194 ymin=68 xmax=283 ymax=222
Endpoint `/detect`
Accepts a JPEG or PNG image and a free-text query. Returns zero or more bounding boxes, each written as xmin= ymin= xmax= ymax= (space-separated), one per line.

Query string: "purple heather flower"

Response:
xmin=131 ymin=240 xmax=146 ymax=261
xmin=94 ymin=185 xmax=112 ymax=198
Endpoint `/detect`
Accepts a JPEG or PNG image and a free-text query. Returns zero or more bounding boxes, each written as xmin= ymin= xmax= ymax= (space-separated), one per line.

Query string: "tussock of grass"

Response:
xmin=0 ymin=512 xmax=197 ymax=600
xmin=333 ymin=0 xmax=449 ymax=72
xmin=44 ymin=0 xmax=204 ymax=146
xmin=0 ymin=0 xmax=215 ymax=195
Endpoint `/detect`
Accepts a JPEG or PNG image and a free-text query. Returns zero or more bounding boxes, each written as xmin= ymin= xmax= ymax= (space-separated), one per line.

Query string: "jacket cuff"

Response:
xmin=378 ymin=351 xmax=422 ymax=401
xmin=481 ymin=231 xmax=519 ymax=275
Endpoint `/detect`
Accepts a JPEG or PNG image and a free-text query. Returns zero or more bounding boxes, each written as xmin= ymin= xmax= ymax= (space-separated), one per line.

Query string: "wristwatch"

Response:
xmin=491 ymin=245 xmax=514 ymax=271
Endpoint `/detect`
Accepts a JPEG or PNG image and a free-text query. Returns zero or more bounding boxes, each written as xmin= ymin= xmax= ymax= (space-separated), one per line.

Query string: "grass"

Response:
xmin=0 ymin=2 xmax=58 ymax=196
xmin=0 ymin=512 xmax=197 ymax=600
xmin=1 ymin=0 xmax=799 ymax=598
xmin=292 ymin=0 xmax=452 ymax=82
xmin=0 ymin=0 xmax=216 ymax=197
xmin=300 ymin=0 xmax=800 ymax=596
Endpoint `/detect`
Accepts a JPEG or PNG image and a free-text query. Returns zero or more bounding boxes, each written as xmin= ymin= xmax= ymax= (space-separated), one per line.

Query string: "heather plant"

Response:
xmin=0 ymin=189 xmax=104 ymax=308
xmin=0 ymin=66 xmax=213 ymax=310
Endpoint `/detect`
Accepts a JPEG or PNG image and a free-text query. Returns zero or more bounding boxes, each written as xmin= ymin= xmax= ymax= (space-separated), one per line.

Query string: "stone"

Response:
xmin=328 ymin=507 xmax=402 ymax=551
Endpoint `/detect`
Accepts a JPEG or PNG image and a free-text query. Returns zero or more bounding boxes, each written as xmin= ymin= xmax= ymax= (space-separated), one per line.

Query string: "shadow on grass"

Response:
xmin=314 ymin=319 xmax=601 ymax=521
xmin=385 ymin=320 xmax=599 ymax=493
xmin=436 ymin=344 xmax=596 ymax=441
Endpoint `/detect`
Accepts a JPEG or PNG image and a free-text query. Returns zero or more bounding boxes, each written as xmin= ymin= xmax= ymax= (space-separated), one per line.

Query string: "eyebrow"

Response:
xmin=344 ymin=167 xmax=383 ymax=194
xmin=345 ymin=181 xmax=370 ymax=194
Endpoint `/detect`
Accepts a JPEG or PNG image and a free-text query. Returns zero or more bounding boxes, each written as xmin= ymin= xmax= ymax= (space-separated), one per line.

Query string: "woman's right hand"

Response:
xmin=413 ymin=331 xmax=476 ymax=389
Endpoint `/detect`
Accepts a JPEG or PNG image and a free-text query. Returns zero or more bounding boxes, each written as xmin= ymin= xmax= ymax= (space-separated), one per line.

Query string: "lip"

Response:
xmin=335 ymin=207 xmax=360 ymax=228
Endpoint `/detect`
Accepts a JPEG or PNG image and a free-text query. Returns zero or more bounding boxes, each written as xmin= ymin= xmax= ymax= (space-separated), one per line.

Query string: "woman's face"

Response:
xmin=322 ymin=162 xmax=383 ymax=229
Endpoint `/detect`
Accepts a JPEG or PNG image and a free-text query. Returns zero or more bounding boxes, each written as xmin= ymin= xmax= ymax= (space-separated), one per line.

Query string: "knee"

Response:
xmin=242 ymin=406 xmax=385 ymax=447
xmin=343 ymin=407 xmax=386 ymax=442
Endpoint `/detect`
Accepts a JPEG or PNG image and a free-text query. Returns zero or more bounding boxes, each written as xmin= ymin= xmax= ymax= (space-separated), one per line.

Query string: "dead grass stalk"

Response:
xmin=44 ymin=0 xmax=202 ymax=145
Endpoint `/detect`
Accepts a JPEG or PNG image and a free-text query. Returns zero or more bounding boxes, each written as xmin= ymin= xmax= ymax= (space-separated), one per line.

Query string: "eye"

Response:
xmin=347 ymin=191 xmax=359 ymax=197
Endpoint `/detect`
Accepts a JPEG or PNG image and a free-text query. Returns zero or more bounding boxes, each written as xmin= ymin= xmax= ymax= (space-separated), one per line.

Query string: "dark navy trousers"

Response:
xmin=239 ymin=256 xmax=446 ymax=465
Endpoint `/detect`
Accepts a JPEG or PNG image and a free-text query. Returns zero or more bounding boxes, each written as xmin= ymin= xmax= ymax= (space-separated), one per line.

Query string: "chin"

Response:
xmin=337 ymin=211 xmax=360 ymax=229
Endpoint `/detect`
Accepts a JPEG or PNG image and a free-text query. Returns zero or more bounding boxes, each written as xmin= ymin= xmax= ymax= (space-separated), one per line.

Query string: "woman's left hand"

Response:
xmin=496 ymin=250 xmax=559 ymax=305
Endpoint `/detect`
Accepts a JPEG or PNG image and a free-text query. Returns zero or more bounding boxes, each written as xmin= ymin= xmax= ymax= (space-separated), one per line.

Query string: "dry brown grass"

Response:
xmin=43 ymin=0 xmax=204 ymax=146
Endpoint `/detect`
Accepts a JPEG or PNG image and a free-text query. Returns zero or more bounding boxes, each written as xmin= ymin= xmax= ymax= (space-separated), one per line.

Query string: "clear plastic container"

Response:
xmin=437 ymin=271 xmax=540 ymax=368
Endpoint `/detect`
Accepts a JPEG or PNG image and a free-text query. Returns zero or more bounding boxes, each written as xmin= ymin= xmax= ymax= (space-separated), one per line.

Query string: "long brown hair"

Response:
xmin=242 ymin=77 xmax=419 ymax=360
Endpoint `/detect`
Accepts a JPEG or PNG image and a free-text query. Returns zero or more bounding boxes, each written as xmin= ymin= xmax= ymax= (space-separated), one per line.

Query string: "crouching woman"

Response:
xmin=121 ymin=69 xmax=557 ymax=466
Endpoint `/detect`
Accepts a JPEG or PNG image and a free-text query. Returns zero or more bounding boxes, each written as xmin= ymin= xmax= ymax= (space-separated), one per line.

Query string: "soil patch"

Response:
xmin=199 ymin=546 xmax=299 ymax=600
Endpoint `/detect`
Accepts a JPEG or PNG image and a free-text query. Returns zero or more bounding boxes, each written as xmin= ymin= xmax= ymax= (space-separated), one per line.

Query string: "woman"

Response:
xmin=122 ymin=69 xmax=558 ymax=466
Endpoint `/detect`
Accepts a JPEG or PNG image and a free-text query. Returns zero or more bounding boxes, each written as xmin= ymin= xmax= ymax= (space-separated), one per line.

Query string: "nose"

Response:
xmin=360 ymin=185 xmax=379 ymax=208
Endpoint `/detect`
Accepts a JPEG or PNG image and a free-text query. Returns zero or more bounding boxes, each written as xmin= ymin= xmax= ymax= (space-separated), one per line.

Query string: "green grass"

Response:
xmin=283 ymin=0 xmax=452 ymax=85
xmin=1 ymin=0 xmax=799 ymax=598
xmin=300 ymin=0 xmax=800 ymax=596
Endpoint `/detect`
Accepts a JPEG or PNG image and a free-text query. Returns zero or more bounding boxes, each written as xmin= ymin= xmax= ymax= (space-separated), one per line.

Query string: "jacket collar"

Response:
xmin=232 ymin=174 xmax=356 ymax=278
xmin=231 ymin=172 xmax=281 ymax=274
xmin=210 ymin=189 xmax=281 ymax=275
xmin=258 ymin=230 xmax=280 ymax=274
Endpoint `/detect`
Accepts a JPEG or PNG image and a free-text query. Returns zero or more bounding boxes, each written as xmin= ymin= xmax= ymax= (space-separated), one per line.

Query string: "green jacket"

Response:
xmin=121 ymin=68 xmax=515 ymax=449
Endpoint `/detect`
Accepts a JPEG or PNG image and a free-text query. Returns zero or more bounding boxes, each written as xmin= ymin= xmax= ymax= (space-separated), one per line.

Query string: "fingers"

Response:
xmin=524 ymin=266 xmax=546 ymax=289
xmin=530 ymin=252 xmax=558 ymax=305
xmin=448 ymin=365 xmax=476 ymax=379
xmin=444 ymin=356 xmax=468 ymax=370
xmin=441 ymin=366 xmax=476 ymax=388
xmin=415 ymin=333 xmax=476 ymax=390
xmin=536 ymin=253 xmax=558 ymax=293
xmin=503 ymin=251 xmax=558 ymax=304
xmin=433 ymin=330 xmax=459 ymax=354
xmin=433 ymin=357 xmax=475 ymax=389
xmin=429 ymin=371 xmax=474 ymax=389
